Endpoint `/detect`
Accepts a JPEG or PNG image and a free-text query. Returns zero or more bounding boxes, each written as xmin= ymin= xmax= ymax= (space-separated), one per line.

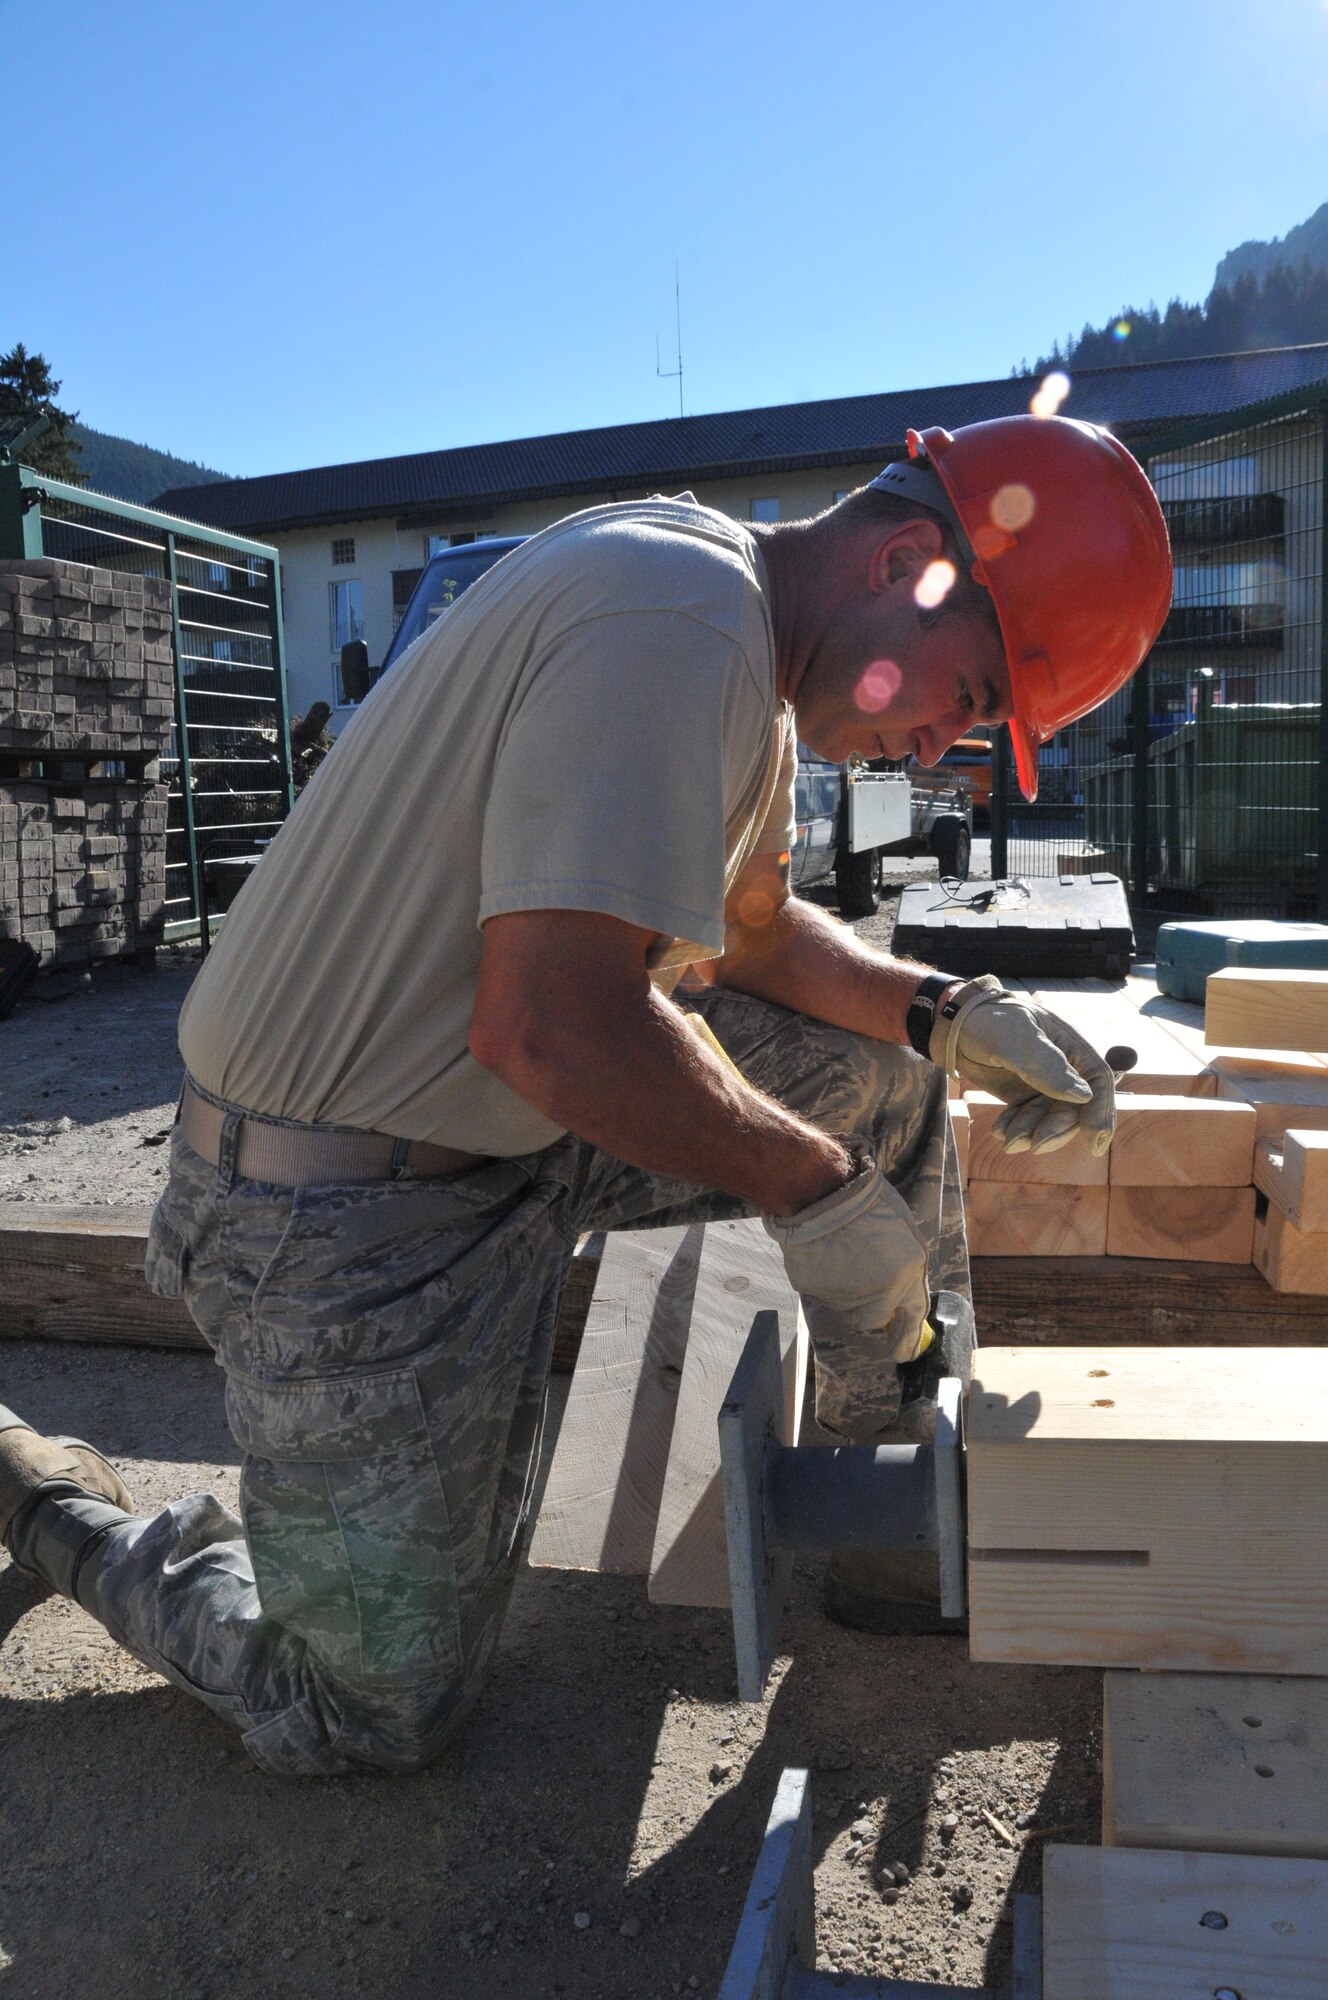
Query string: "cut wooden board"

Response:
xmin=530 ymin=1225 xmax=704 ymax=1576
xmin=1255 ymin=1132 xmax=1328 ymax=1233
xmin=1103 ymin=1670 xmax=1328 ymax=1857
xmin=0 ymin=1203 xmax=203 ymax=1351
xmin=1217 ymin=1073 xmax=1328 ymax=1143
xmin=647 ymin=1217 xmax=806 ymax=1608
xmin=1206 ymin=967 xmax=1328 ymax=1052
xmin=971 ymin=1255 xmax=1328 ymax=1346
xmin=1042 ymin=1843 xmax=1328 ymax=1999
xmin=1255 ymin=1205 xmax=1328 ymax=1296
xmin=966 ymin=1181 xmax=1108 ymax=1256
xmin=948 ymin=1098 xmax=970 ymax=1184
xmin=965 ymin=1093 xmax=1108 ymax=1185
xmin=1108 ymin=1093 xmax=1255 ymax=1187
xmin=967 ymin=1344 xmax=1328 ymax=1672
xmin=1107 ymin=1184 xmax=1255 ymax=1263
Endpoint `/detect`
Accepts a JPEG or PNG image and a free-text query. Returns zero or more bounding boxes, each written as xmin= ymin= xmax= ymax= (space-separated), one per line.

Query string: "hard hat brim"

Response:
xmin=1009 ymin=712 xmax=1040 ymax=804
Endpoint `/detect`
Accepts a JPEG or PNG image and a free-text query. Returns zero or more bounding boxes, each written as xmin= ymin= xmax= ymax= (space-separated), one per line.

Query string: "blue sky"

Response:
xmin=7 ymin=0 xmax=1328 ymax=478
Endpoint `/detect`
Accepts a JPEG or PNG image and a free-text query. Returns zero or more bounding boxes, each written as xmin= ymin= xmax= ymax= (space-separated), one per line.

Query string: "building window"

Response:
xmin=392 ymin=567 xmax=424 ymax=633
xmin=332 ymin=537 xmax=356 ymax=565
xmin=330 ymin=579 xmax=365 ymax=703
xmin=1152 ymin=455 xmax=1257 ymax=501
xmin=750 ymin=498 xmax=780 ymax=523
xmin=425 ymin=532 xmax=477 ymax=558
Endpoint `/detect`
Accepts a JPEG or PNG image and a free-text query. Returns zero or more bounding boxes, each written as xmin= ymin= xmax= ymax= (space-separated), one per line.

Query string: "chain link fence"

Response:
xmin=991 ymin=394 xmax=1326 ymax=928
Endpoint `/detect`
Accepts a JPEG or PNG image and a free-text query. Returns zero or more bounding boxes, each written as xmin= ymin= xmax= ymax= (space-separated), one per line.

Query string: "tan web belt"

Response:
xmin=179 ymin=1078 xmax=486 ymax=1189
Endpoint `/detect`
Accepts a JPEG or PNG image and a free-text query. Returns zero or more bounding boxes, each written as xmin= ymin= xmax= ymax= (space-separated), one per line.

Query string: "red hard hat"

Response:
xmin=908 ymin=416 xmax=1172 ymax=802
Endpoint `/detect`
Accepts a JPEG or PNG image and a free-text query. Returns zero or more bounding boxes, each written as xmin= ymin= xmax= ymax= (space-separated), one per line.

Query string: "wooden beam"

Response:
xmin=1107 ymin=1184 xmax=1255 ymax=1263
xmin=948 ymin=1098 xmax=970 ymax=1184
xmin=1206 ymin=967 xmax=1328 ymax=1052
xmin=648 ymin=1218 xmax=806 ymax=1609
xmin=1107 ymin=1093 xmax=1255 ymax=1187
xmin=1103 ymin=1669 xmax=1328 ymax=1857
xmin=1255 ymin=1206 xmax=1328 ymax=1297
xmin=530 ymin=1225 xmax=704 ymax=1576
xmin=1217 ymin=1073 xmax=1328 ymax=1143
xmin=965 ymin=1182 xmax=1109 ymax=1257
xmin=970 ymin=1254 xmax=1328 ymax=1346
xmin=967 ymin=1344 xmax=1328 ymax=1673
xmin=0 ymin=1204 xmax=204 ymax=1351
xmin=1042 ymin=1843 xmax=1328 ymax=1999
xmin=1255 ymin=1132 xmax=1328 ymax=1233
xmin=1028 ymin=982 xmax=1216 ymax=1095
xmin=965 ymin=1094 xmax=1108 ymax=1186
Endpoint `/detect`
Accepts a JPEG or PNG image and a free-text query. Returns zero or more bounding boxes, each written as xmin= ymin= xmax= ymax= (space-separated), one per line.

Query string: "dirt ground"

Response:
xmin=0 ymin=876 xmax=1100 ymax=2000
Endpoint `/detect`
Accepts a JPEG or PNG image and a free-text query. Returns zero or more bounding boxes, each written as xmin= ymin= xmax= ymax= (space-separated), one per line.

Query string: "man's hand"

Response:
xmin=763 ymin=1142 xmax=932 ymax=1438
xmin=929 ymin=975 xmax=1116 ymax=1156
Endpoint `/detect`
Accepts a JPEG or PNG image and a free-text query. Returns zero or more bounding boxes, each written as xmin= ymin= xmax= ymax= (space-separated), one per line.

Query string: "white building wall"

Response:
xmin=271 ymin=460 xmax=886 ymax=730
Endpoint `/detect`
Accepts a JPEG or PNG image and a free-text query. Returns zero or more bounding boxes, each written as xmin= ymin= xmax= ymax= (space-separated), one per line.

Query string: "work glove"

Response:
xmin=763 ymin=1139 xmax=931 ymax=1441
xmin=930 ymin=974 xmax=1116 ymax=1156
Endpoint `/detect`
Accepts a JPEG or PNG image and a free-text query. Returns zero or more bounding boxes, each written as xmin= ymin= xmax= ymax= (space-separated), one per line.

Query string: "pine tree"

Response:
xmin=0 ymin=344 xmax=85 ymax=483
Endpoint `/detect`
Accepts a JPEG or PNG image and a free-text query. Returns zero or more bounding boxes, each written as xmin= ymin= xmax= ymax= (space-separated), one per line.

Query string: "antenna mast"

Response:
xmin=656 ymin=264 xmax=683 ymax=418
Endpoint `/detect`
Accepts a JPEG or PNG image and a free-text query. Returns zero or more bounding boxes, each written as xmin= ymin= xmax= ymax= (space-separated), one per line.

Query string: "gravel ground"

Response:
xmin=0 ymin=863 xmax=1099 ymax=1999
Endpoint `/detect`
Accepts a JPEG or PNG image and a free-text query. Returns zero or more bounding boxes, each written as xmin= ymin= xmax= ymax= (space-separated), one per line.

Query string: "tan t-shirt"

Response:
xmin=179 ymin=494 xmax=796 ymax=1155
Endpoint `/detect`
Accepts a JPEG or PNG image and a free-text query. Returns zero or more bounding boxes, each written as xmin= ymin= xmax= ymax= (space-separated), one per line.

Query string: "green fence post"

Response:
xmin=1129 ymin=659 xmax=1151 ymax=904
xmin=263 ymin=553 xmax=296 ymax=815
xmin=165 ymin=532 xmax=202 ymax=935
xmin=990 ymin=725 xmax=1009 ymax=879
xmin=0 ymin=464 xmax=45 ymax=560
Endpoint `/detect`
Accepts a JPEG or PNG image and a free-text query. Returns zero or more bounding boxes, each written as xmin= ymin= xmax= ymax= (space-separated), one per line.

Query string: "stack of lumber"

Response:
xmin=953 ymin=971 xmax=1328 ymax=1307
xmin=1255 ymin=1131 xmax=1328 ymax=1295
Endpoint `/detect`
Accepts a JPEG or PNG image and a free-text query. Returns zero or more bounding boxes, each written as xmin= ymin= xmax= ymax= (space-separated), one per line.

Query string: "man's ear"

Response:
xmin=869 ymin=517 xmax=946 ymax=593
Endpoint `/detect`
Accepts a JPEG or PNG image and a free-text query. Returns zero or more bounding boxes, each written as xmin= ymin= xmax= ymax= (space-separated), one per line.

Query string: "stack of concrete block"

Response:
xmin=0 ymin=557 xmax=175 ymax=969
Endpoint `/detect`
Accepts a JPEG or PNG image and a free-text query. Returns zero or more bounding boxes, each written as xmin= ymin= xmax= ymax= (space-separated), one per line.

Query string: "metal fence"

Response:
xmin=990 ymin=390 xmax=1327 ymax=927
xmin=0 ymin=464 xmax=294 ymax=937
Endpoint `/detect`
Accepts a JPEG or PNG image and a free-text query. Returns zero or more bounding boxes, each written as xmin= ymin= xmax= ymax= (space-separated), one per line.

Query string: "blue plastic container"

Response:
xmin=1156 ymin=920 xmax=1328 ymax=1003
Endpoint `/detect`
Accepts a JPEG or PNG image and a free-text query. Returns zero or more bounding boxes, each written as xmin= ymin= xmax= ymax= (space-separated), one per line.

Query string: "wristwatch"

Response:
xmin=905 ymin=972 xmax=964 ymax=1060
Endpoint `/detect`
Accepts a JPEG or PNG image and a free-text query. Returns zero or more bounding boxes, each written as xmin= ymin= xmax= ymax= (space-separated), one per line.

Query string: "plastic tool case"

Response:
xmin=1156 ymin=920 xmax=1328 ymax=1003
xmin=892 ymin=872 xmax=1134 ymax=980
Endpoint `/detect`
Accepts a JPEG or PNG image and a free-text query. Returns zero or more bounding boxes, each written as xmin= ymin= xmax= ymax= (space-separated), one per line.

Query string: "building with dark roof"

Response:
xmin=156 ymin=342 xmax=1328 ymax=730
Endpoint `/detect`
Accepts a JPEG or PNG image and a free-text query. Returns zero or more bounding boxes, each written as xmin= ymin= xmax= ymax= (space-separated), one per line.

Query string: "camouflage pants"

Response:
xmin=14 ymin=987 xmax=966 ymax=1777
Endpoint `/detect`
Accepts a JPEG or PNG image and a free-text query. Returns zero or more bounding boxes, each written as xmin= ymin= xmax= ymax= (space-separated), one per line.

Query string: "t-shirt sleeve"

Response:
xmin=479 ymin=610 xmax=763 ymax=955
xmin=751 ymin=712 xmax=797 ymax=855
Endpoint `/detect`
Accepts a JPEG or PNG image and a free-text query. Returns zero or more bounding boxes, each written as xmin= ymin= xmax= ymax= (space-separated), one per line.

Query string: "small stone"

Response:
xmin=891 ymin=1861 xmax=910 ymax=1884
xmin=1014 ymin=1810 xmax=1035 ymax=1829
xmin=953 ymin=1883 xmax=974 ymax=1912
xmin=281 ymin=1947 xmax=295 ymax=1960
xmin=709 ymin=1763 xmax=733 ymax=1785
xmin=881 ymin=1887 xmax=899 ymax=1905
xmin=932 ymin=1862 xmax=947 ymax=1877
xmin=573 ymin=1911 xmax=592 ymax=1930
xmin=850 ymin=1818 xmax=875 ymax=1841
xmin=843 ymin=1841 xmax=862 ymax=1863
xmin=939 ymin=1814 xmax=959 ymax=1843
xmin=934 ymin=1786 xmax=950 ymax=1802
xmin=619 ymin=1917 xmax=643 ymax=1938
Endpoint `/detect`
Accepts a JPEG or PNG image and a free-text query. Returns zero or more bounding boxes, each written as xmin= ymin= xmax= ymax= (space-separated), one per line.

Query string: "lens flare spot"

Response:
xmin=738 ymin=890 xmax=776 ymax=928
xmin=914 ymin=558 xmax=956 ymax=610
xmin=1113 ymin=318 xmax=1131 ymax=341
xmin=854 ymin=658 xmax=902 ymax=711
xmin=1030 ymin=370 xmax=1071 ymax=419
xmin=990 ymin=482 xmax=1035 ymax=532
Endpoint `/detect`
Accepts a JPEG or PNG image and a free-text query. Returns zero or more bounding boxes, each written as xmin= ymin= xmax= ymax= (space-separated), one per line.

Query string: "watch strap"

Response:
xmin=906 ymin=973 xmax=962 ymax=1060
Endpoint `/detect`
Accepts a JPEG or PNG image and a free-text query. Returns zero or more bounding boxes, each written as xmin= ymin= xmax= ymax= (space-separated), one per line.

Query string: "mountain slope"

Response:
xmin=70 ymin=423 xmax=231 ymax=506
xmin=1216 ymin=201 xmax=1328 ymax=289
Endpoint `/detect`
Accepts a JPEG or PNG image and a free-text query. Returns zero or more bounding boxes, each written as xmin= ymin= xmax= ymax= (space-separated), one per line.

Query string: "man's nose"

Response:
xmin=915 ymin=714 xmax=969 ymax=767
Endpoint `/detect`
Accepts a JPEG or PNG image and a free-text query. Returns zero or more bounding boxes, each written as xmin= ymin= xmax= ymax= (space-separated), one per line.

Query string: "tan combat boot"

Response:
xmin=0 ymin=1405 xmax=133 ymax=1550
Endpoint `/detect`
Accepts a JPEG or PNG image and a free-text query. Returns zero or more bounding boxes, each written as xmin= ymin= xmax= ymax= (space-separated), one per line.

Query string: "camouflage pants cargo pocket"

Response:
xmin=226 ymin=1363 xmax=463 ymax=1687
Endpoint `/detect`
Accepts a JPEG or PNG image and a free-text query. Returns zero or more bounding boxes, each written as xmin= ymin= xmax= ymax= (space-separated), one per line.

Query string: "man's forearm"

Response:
xmin=470 ymin=919 xmax=854 ymax=1215
xmin=714 ymin=893 xmax=944 ymax=1045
